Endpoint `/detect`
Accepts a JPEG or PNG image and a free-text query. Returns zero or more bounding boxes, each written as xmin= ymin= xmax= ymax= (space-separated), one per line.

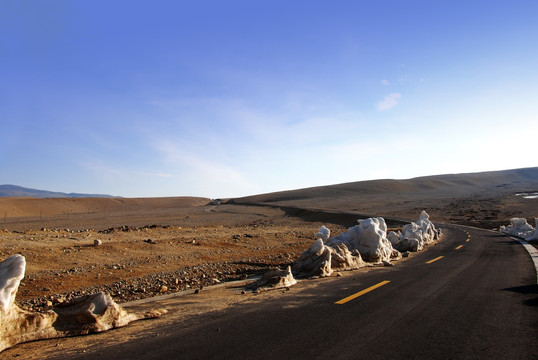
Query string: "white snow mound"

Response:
xmin=315 ymin=225 xmax=331 ymax=242
xmin=292 ymin=238 xmax=333 ymax=277
xmin=527 ymin=219 xmax=538 ymax=241
xmin=0 ymin=255 xmax=25 ymax=313
xmin=389 ymin=211 xmax=441 ymax=252
xmin=500 ymin=218 xmax=537 ymax=240
xmin=0 ymin=255 xmax=166 ymax=353
xmin=326 ymin=217 xmax=399 ymax=262
xmin=293 ymin=212 xmax=441 ymax=277
xmin=248 ymin=266 xmax=297 ymax=290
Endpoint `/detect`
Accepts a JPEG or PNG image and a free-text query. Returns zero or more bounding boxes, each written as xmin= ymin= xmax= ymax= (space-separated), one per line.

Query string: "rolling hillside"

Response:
xmin=232 ymin=167 xmax=538 ymax=204
xmin=230 ymin=167 xmax=538 ymax=225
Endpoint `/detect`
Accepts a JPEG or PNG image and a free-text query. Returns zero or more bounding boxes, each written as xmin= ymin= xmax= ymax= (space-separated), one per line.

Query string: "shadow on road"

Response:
xmin=502 ymin=284 xmax=538 ymax=307
xmin=498 ymin=239 xmax=523 ymax=245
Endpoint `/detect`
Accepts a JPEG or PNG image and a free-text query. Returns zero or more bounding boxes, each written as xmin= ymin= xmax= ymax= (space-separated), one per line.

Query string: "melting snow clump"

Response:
xmin=388 ymin=211 xmax=441 ymax=252
xmin=248 ymin=266 xmax=297 ymax=290
xmin=291 ymin=211 xmax=442 ymax=278
xmin=500 ymin=218 xmax=538 ymax=241
xmin=292 ymin=238 xmax=333 ymax=277
xmin=0 ymin=254 xmax=166 ymax=353
xmin=326 ymin=217 xmax=399 ymax=262
xmin=314 ymin=225 xmax=331 ymax=241
xmin=291 ymin=237 xmax=365 ymax=277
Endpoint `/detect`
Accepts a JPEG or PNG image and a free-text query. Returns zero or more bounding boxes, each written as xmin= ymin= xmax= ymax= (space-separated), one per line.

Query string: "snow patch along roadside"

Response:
xmin=500 ymin=218 xmax=538 ymax=240
xmin=290 ymin=211 xmax=441 ymax=279
xmin=0 ymin=255 xmax=166 ymax=353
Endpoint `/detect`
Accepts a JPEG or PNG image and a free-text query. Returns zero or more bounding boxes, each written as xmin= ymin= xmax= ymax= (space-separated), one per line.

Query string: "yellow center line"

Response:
xmin=335 ymin=280 xmax=391 ymax=305
xmin=426 ymin=256 xmax=444 ymax=264
xmin=455 ymin=245 xmax=463 ymax=250
xmin=466 ymin=238 xmax=470 ymax=242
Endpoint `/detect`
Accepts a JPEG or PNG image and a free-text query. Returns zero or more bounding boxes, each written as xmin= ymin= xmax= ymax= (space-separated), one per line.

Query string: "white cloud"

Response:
xmin=152 ymin=140 xmax=258 ymax=197
xmin=376 ymin=93 xmax=401 ymax=111
xmin=381 ymin=79 xmax=390 ymax=86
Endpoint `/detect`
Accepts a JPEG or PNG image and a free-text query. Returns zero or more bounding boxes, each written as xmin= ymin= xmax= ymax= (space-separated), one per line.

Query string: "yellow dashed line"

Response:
xmin=455 ymin=245 xmax=463 ymax=250
xmin=426 ymin=256 xmax=444 ymax=264
xmin=335 ymin=280 xmax=391 ymax=304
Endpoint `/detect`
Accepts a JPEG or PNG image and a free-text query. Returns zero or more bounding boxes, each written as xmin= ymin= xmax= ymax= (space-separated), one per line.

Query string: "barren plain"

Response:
xmin=0 ymin=168 xmax=536 ymax=314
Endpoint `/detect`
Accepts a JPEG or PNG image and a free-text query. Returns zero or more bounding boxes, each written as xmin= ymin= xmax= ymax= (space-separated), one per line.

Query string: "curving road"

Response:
xmin=54 ymin=225 xmax=538 ymax=359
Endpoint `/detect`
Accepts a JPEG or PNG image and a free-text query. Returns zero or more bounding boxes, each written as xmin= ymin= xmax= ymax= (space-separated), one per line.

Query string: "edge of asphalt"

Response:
xmin=510 ymin=236 xmax=538 ymax=285
xmin=122 ymin=276 xmax=261 ymax=307
xmin=440 ymin=222 xmax=538 ymax=285
xmin=453 ymin=223 xmax=538 ymax=285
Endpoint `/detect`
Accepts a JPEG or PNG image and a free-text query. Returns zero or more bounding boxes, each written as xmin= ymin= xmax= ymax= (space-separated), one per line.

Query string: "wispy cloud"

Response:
xmin=152 ymin=140 xmax=258 ymax=196
xmin=381 ymin=79 xmax=390 ymax=86
xmin=133 ymin=171 xmax=173 ymax=178
xmin=83 ymin=162 xmax=126 ymax=177
xmin=84 ymin=162 xmax=172 ymax=179
xmin=376 ymin=93 xmax=401 ymax=111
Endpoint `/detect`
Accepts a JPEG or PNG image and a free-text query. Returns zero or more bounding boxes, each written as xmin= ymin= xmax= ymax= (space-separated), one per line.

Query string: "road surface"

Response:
xmin=44 ymin=225 xmax=538 ymax=359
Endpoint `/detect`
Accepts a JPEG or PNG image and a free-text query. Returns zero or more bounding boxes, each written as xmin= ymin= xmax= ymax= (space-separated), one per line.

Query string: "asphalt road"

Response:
xmin=56 ymin=226 xmax=538 ymax=359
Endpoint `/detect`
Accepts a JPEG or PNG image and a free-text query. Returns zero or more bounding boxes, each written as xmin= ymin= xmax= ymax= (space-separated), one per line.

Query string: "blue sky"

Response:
xmin=1 ymin=1 xmax=537 ymax=198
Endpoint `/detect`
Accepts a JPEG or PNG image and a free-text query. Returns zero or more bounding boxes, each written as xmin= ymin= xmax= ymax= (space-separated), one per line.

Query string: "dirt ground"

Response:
xmin=1 ymin=202 xmax=352 ymax=310
xmin=0 ymin=192 xmax=535 ymax=312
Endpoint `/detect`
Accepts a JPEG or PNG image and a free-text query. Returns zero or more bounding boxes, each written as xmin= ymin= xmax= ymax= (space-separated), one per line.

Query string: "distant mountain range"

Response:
xmin=0 ymin=185 xmax=116 ymax=198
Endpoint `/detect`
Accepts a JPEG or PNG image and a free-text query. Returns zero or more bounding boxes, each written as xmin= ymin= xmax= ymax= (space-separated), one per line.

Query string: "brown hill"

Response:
xmin=231 ymin=167 xmax=538 ymax=227
xmin=1 ymin=167 xmax=536 ymax=230
xmin=0 ymin=197 xmax=210 ymax=220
